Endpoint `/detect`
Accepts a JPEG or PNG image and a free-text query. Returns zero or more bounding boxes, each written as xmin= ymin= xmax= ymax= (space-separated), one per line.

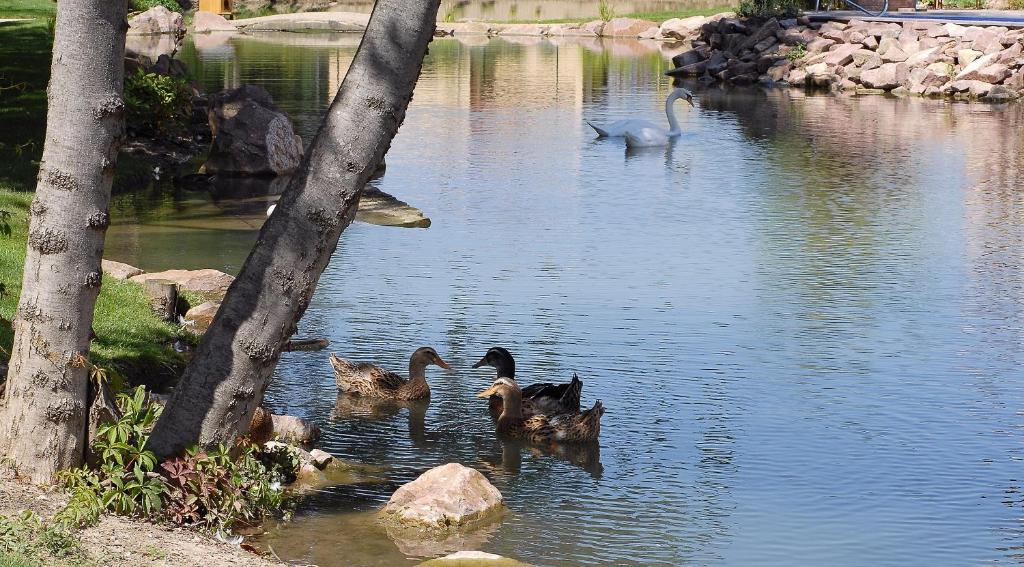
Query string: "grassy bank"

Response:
xmin=497 ymin=6 xmax=735 ymax=24
xmin=0 ymin=0 xmax=186 ymax=385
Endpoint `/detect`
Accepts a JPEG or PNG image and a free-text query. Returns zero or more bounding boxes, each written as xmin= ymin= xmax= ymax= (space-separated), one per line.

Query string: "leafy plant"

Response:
xmin=129 ymin=0 xmax=183 ymax=13
xmin=598 ymin=0 xmax=616 ymax=22
xmin=736 ymin=0 xmax=805 ymax=18
xmin=123 ymin=69 xmax=192 ymax=137
xmin=787 ymin=43 xmax=807 ymax=61
xmin=0 ymin=511 xmax=84 ymax=563
xmin=162 ymin=442 xmax=285 ymax=531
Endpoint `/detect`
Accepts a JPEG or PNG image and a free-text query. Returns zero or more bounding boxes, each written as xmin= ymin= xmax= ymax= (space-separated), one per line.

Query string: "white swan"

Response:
xmin=587 ymin=88 xmax=695 ymax=141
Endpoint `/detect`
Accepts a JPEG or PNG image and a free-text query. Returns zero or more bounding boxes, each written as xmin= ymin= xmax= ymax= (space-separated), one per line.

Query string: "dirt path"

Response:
xmin=0 ymin=476 xmax=279 ymax=566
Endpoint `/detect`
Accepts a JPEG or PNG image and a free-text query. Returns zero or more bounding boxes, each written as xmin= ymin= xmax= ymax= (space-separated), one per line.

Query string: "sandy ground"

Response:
xmin=0 ymin=473 xmax=279 ymax=566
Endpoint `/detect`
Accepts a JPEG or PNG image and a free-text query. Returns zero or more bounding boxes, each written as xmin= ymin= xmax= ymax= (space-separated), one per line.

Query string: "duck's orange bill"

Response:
xmin=435 ymin=356 xmax=452 ymax=370
xmin=476 ymin=384 xmax=498 ymax=398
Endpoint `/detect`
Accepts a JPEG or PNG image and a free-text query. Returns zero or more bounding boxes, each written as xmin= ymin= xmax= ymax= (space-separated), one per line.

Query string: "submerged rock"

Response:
xmin=271 ymin=414 xmax=321 ymax=445
xmin=382 ymin=463 xmax=504 ymax=528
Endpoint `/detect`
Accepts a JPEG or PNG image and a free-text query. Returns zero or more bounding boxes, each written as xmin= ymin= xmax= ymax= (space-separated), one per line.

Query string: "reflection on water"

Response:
xmin=330 ymin=0 xmax=728 ymax=21
xmin=108 ymin=31 xmax=1024 ymax=567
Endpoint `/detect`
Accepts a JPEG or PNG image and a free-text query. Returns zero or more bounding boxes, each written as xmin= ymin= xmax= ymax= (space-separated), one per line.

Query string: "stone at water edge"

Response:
xmin=659 ymin=16 xmax=706 ymax=40
xmin=128 ymin=6 xmax=184 ymax=36
xmin=601 ymin=17 xmax=659 ymax=38
xmin=129 ymin=268 xmax=234 ymax=300
xmin=204 ymin=85 xmax=304 ymax=177
xmin=382 ymin=463 xmax=504 ymax=528
xmin=271 ymin=414 xmax=322 ymax=444
xmin=308 ymin=449 xmax=333 ymax=469
xmin=183 ymin=301 xmax=220 ymax=333
xmin=419 ymin=551 xmax=532 ymax=566
xmin=193 ymin=10 xmax=237 ymax=33
xmin=101 ymin=259 xmax=144 ymax=280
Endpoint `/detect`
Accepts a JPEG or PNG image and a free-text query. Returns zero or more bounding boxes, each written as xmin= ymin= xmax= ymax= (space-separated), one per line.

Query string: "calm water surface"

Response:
xmin=111 ymin=33 xmax=1024 ymax=566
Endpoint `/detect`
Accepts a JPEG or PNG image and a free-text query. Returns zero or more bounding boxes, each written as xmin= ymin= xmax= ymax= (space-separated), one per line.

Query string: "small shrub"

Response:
xmin=123 ymin=70 xmax=192 ymax=137
xmin=598 ymin=0 xmax=616 ymax=22
xmin=57 ymin=387 xmax=290 ymax=533
xmin=0 ymin=511 xmax=84 ymax=564
xmin=736 ymin=0 xmax=805 ymax=18
xmin=787 ymin=43 xmax=807 ymax=61
xmin=129 ymin=0 xmax=183 ymax=13
xmin=1011 ymin=0 xmax=1024 ymax=9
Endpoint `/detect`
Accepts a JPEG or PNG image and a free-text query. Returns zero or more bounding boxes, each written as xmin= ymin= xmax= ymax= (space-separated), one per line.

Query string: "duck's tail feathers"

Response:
xmin=560 ymin=373 xmax=583 ymax=411
xmin=587 ymin=121 xmax=610 ymax=137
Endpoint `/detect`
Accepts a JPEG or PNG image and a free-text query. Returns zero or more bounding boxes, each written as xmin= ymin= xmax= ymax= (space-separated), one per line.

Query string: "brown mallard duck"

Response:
xmin=473 ymin=347 xmax=582 ymax=417
xmin=476 ymin=378 xmax=603 ymax=444
xmin=330 ymin=347 xmax=450 ymax=400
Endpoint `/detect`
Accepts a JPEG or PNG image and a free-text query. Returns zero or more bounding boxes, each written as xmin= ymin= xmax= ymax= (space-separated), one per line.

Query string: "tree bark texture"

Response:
xmin=0 ymin=1 xmax=127 ymax=483
xmin=147 ymin=0 xmax=441 ymax=457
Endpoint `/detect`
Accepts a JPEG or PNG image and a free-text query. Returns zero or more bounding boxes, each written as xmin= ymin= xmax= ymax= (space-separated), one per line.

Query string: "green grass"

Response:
xmin=0 ymin=0 xmax=54 ymax=19
xmin=0 ymin=18 xmax=50 ymax=189
xmin=498 ymin=6 xmax=734 ymax=24
xmin=0 ymin=190 xmax=187 ymax=387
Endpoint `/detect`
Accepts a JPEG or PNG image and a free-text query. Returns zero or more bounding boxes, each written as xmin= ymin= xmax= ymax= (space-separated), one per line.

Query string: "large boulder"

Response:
xmin=128 ymin=6 xmax=184 ymax=36
xmin=659 ymin=16 xmax=706 ymax=40
xmin=382 ymin=463 xmax=504 ymax=528
xmin=129 ymin=269 xmax=234 ymax=299
xmin=271 ymin=414 xmax=322 ymax=444
xmin=193 ymin=10 xmax=237 ymax=33
xmin=204 ymin=85 xmax=304 ymax=176
xmin=824 ymin=43 xmax=861 ymax=67
xmin=601 ymin=18 xmax=659 ymax=38
xmin=956 ymin=52 xmax=999 ymax=81
xmin=101 ymin=259 xmax=144 ymax=280
xmin=860 ymin=62 xmax=909 ymax=90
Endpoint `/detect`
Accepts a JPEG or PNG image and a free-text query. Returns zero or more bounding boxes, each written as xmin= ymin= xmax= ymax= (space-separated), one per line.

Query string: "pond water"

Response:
xmin=111 ymin=33 xmax=1024 ymax=566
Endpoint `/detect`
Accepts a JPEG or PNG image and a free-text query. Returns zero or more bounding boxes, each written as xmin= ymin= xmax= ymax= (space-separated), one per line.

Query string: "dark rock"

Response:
xmin=204 ymin=85 xmax=304 ymax=176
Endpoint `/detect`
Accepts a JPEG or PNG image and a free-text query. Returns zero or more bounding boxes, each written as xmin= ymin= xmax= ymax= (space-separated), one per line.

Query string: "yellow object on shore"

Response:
xmin=198 ymin=0 xmax=233 ymax=18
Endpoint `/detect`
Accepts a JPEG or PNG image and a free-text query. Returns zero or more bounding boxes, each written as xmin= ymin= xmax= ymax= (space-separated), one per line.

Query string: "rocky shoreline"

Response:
xmin=667 ymin=15 xmax=1024 ymax=101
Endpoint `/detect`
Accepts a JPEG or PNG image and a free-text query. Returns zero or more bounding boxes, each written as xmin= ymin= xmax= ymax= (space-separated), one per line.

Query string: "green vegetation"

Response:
xmin=736 ymin=0 xmax=804 ymax=18
xmin=124 ymin=70 xmax=193 ymax=136
xmin=0 ymin=0 xmax=53 ymax=19
xmin=1011 ymin=0 xmax=1024 ymax=9
xmin=598 ymin=0 xmax=616 ymax=22
xmin=0 ymin=17 xmax=51 ymax=189
xmin=0 ymin=511 xmax=87 ymax=567
xmin=59 ymin=387 xmax=292 ymax=533
xmin=787 ymin=43 xmax=807 ymax=61
xmin=0 ymin=191 xmax=188 ymax=384
xmin=129 ymin=0 xmax=182 ymax=14
xmin=498 ymin=6 xmax=734 ymax=24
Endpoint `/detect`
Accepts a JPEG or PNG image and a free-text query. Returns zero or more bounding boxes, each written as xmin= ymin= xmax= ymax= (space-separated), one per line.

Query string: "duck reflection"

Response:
xmin=332 ymin=393 xmax=431 ymax=445
xmin=478 ymin=438 xmax=603 ymax=480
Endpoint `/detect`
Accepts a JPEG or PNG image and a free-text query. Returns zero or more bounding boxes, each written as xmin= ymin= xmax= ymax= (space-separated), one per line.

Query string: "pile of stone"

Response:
xmin=668 ymin=15 xmax=1024 ymax=101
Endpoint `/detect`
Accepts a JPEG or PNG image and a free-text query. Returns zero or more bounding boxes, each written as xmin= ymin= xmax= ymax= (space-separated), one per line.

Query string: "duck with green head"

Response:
xmin=472 ymin=346 xmax=583 ymax=417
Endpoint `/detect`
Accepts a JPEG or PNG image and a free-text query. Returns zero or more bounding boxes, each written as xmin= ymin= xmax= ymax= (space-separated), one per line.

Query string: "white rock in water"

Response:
xmin=382 ymin=463 xmax=504 ymax=528
xmin=419 ymin=550 xmax=533 ymax=566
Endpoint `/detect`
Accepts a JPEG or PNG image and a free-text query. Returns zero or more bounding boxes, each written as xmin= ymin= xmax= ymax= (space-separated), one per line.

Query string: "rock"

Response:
xmin=668 ymin=60 xmax=707 ymax=77
xmin=101 ymin=259 xmax=143 ymax=280
xmin=738 ymin=18 xmax=780 ymax=52
xmin=271 ymin=414 xmax=322 ymax=444
xmin=581 ymin=20 xmax=604 ymax=35
xmin=753 ymin=36 xmax=777 ymax=53
xmin=419 ymin=551 xmax=531 ymax=566
xmin=805 ymin=62 xmax=832 ymax=87
xmin=908 ymin=67 xmax=946 ymax=93
xmin=787 ymin=68 xmax=808 ymax=85
xmin=1007 ymin=69 xmax=1024 ymax=91
xmin=806 ymin=37 xmax=835 ymax=54
xmin=861 ymin=35 xmax=878 ymax=50
xmin=382 ymin=463 xmax=504 ymax=528
xmin=128 ymin=6 xmax=184 ymax=36
xmin=308 ymin=449 xmax=334 ymax=469
xmin=882 ymin=46 xmax=909 ymax=63
xmin=943 ymin=23 xmax=968 ymax=38
xmin=984 ymin=84 xmax=1017 ymax=101
xmin=976 ymin=63 xmax=1011 ymax=83
xmin=705 ymin=51 xmax=729 ymax=75
xmin=969 ymin=29 xmax=1001 ymax=52
xmin=956 ymin=52 xmax=999 ymax=80
xmin=957 ymin=49 xmax=983 ymax=67
xmin=192 ymin=10 xmax=237 ymax=33
xmin=204 ymin=85 xmax=304 ymax=176
xmin=860 ymin=54 xmax=883 ymax=71
xmin=130 ymin=269 xmax=234 ymax=299
xmin=824 ymin=43 xmax=861 ymax=67
xmin=904 ymin=46 xmax=940 ymax=67
xmin=671 ymin=49 xmax=705 ymax=69
xmin=767 ymin=61 xmax=791 ymax=81
xmin=947 ymin=79 xmax=993 ymax=96
xmin=183 ymin=301 xmax=219 ymax=333
xmin=996 ymin=43 xmax=1022 ymax=65
xmin=659 ymin=16 xmax=706 ymax=40
xmin=601 ymin=18 xmax=658 ymax=38
xmin=860 ymin=62 xmax=909 ymax=90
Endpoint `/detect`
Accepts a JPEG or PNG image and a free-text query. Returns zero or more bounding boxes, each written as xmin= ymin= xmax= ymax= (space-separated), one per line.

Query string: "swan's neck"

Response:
xmin=665 ymin=91 xmax=682 ymax=136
